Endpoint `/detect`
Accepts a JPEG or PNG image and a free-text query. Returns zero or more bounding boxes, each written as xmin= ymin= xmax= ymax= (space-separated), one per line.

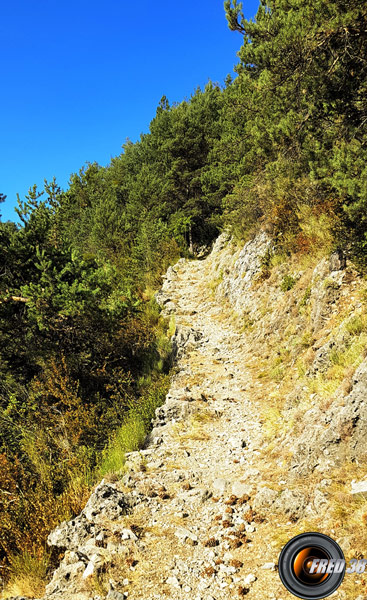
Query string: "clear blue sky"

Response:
xmin=0 ymin=0 xmax=259 ymax=222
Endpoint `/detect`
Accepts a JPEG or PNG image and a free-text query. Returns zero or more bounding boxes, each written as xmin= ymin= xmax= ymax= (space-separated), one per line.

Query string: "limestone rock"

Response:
xmin=329 ymin=250 xmax=346 ymax=272
xmin=252 ymin=487 xmax=277 ymax=511
xmin=83 ymin=482 xmax=131 ymax=524
xmin=153 ymin=397 xmax=193 ymax=427
xmin=231 ymin=482 xmax=251 ymax=498
xmin=45 ymin=559 xmax=86 ymax=596
xmin=351 ymin=480 xmax=367 ymax=497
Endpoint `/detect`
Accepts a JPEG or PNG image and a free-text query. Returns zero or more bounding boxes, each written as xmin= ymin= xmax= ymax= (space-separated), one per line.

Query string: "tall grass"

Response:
xmin=99 ymin=374 xmax=169 ymax=476
xmin=2 ymin=551 xmax=50 ymax=599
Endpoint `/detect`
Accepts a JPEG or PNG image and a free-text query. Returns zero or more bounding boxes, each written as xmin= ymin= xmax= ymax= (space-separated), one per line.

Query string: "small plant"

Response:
xmin=238 ymin=585 xmax=250 ymax=595
xmin=281 ymin=274 xmax=296 ymax=292
xmin=224 ymin=494 xmax=238 ymax=505
xmin=323 ymin=277 xmax=340 ymax=290
xmin=157 ymin=486 xmax=170 ymax=500
xmin=228 ymin=538 xmax=242 ymax=549
xmin=208 ymin=269 xmax=223 ymax=293
xmin=3 ymin=551 xmax=51 ymax=599
xmin=257 ymin=248 xmax=273 ymax=281
xmin=345 ymin=314 xmax=367 ymax=336
xmin=300 ymin=330 xmax=314 ymax=348
xmin=99 ymin=374 xmax=169 ymax=475
xmin=299 ymin=285 xmax=311 ymax=307
xmin=241 ymin=311 xmax=254 ymax=331
xmin=237 ymin=494 xmax=250 ymax=505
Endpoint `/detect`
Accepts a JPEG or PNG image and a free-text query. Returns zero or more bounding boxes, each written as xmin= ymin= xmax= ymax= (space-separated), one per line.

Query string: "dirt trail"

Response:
xmin=118 ymin=255 xmax=287 ymax=600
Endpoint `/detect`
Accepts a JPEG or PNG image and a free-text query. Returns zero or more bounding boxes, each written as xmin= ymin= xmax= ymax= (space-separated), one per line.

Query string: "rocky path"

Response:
xmin=43 ymin=249 xmax=290 ymax=600
xmin=113 ymin=256 xmax=285 ymax=600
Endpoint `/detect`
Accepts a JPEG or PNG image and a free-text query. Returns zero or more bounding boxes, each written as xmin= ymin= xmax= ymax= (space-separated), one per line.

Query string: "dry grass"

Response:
xmin=1 ymin=576 xmax=46 ymax=600
xmin=171 ymin=410 xmax=219 ymax=443
xmin=1 ymin=552 xmax=50 ymax=600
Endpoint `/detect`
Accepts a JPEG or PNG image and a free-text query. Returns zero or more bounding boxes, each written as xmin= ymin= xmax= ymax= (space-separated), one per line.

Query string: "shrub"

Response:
xmin=281 ymin=275 xmax=296 ymax=292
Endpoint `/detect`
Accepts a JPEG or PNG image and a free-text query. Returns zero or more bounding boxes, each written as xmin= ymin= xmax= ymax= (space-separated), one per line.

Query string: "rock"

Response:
xmin=273 ymin=489 xmax=307 ymax=521
xmin=291 ymin=357 xmax=367 ymax=476
xmin=351 ymin=480 xmax=367 ymax=497
xmin=170 ymin=325 xmax=203 ymax=360
xmin=120 ymin=528 xmax=138 ymax=541
xmin=82 ymin=559 xmax=95 ymax=579
xmin=166 ymin=576 xmax=180 ymax=587
xmin=201 ymin=489 xmax=212 ymax=502
xmin=107 ymin=589 xmax=126 ymax=600
xmin=243 ymin=573 xmax=257 ymax=585
xmin=63 ymin=550 xmax=83 ymax=565
xmin=174 ymin=527 xmax=198 ymax=544
xmin=107 ymin=580 xmax=127 ymax=599
xmin=213 ymin=478 xmax=228 ymax=494
xmin=312 ymin=489 xmax=328 ymax=513
xmin=95 ymin=531 xmax=105 ymax=547
xmin=106 ymin=592 xmax=126 ymax=600
xmin=45 ymin=559 xmax=86 ymax=595
xmin=228 ymin=436 xmax=246 ymax=449
xmin=231 ymin=482 xmax=251 ymax=498
xmin=310 ymin=259 xmax=344 ymax=333
xmin=47 ymin=513 xmax=97 ymax=551
xmin=153 ymin=398 xmax=193 ymax=427
xmin=83 ymin=482 xmax=132 ymax=524
xmin=261 ymin=562 xmax=276 ymax=570
xmin=252 ymin=487 xmax=277 ymax=511
xmin=47 ymin=483 xmax=132 ymax=563
xmin=329 ymin=250 xmax=346 ymax=272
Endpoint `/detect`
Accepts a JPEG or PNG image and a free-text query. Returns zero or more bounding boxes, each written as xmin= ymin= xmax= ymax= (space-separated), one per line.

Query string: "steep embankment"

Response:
xmin=20 ymin=233 xmax=367 ymax=600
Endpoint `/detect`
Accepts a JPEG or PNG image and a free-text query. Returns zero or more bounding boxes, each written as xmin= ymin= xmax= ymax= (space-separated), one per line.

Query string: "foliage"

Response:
xmin=280 ymin=275 xmax=296 ymax=292
xmin=222 ymin=0 xmax=367 ymax=262
xmin=0 ymin=186 xmax=173 ymax=578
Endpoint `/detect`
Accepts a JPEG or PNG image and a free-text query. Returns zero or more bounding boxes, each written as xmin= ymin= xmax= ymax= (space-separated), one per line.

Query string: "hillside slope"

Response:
xmin=15 ymin=232 xmax=367 ymax=600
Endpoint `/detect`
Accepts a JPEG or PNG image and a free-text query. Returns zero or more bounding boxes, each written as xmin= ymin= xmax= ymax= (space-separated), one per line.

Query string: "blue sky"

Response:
xmin=0 ymin=0 xmax=259 ymax=222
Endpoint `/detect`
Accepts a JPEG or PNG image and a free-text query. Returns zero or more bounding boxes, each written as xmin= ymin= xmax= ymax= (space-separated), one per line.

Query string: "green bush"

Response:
xmin=281 ymin=275 xmax=296 ymax=292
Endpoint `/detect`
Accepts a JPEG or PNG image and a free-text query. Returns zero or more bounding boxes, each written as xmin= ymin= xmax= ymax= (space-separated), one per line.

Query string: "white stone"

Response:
xmin=231 ymin=482 xmax=251 ymax=497
xmin=82 ymin=560 xmax=95 ymax=579
xmin=213 ymin=478 xmax=228 ymax=494
xmin=174 ymin=526 xmax=198 ymax=543
xmin=121 ymin=528 xmax=138 ymax=541
xmin=166 ymin=576 xmax=180 ymax=587
xmin=351 ymin=480 xmax=367 ymax=497
xmin=261 ymin=562 xmax=276 ymax=570
xmin=243 ymin=573 xmax=257 ymax=585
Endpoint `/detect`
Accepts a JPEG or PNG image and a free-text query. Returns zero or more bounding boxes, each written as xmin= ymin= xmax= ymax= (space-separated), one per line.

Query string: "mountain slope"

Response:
xmin=17 ymin=232 xmax=367 ymax=600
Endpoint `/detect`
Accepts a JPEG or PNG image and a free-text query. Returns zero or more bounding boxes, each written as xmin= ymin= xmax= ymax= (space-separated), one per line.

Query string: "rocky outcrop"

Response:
xmin=290 ymin=358 xmax=367 ymax=477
